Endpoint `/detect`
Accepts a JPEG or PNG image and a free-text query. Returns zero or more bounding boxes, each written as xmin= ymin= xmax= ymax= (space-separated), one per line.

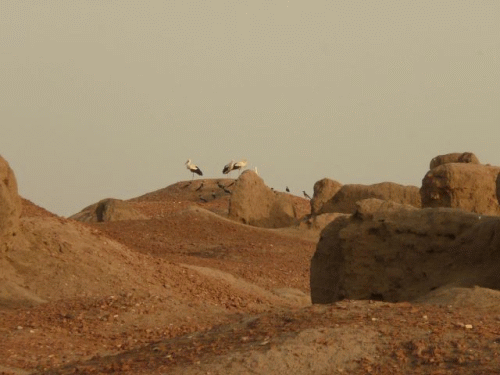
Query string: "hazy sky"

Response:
xmin=1 ymin=0 xmax=499 ymax=217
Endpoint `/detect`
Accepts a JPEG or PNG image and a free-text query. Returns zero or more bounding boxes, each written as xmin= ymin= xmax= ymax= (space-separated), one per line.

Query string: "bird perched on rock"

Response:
xmin=222 ymin=160 xmax=235 ymax=176
xmin=185 ymin=159 xmax=203 ymax=180
xmin=286 ymin=186 xmax=290 ymax=192
xmin=303 ymin=191 xmax=312 ymax=200
xmin=233 ymin=159 xmax=247 ymax=175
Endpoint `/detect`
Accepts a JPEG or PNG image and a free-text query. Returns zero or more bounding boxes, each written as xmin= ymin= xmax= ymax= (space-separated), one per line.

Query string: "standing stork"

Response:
xmin=185 ymin=159 xmax=203 ymax=180
xmin=222 ymin=160 xmax=235 ymax=177
xmin=233 ymin=159 xmax=248 ymax=175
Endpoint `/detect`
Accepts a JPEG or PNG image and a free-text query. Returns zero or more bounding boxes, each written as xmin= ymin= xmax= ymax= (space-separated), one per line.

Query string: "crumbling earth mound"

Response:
xmin=421 ymin=163 xmax=500 ymax=215
xmin=228 ymin=170 xmax=309 ymax=228
xmin=310 ymin=198 xmax=500 ymax=304
xmin=310 ymin=178 xmax=343 ymax=215
xmin=317 ymin=182 xmax=421 ymax=214
xmin=0 ymin=155 xmax=22 ymax=247
xmin=429 ymin=152 xmax=480 ymax=170
xmin=69 ymin=198 xmax=149 ymax=222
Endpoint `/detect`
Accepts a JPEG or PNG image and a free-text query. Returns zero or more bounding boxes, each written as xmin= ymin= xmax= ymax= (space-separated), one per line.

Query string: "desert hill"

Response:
xmin=1 ymin=153 xmax=500 ymax=374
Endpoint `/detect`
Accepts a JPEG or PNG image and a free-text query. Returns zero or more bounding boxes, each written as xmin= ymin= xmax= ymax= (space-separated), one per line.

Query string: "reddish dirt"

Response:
xmin=0 ymin=181 xmax=499 ymax=374
xmin=21 ymin=198 xmax=60 ymax=220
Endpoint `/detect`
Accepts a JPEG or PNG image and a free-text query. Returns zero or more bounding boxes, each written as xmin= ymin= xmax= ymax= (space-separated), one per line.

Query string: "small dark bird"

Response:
xmin=286 ymin=186 xmax=290 ymax=192
xmin=195 ymin=182 xmax=204 ymax=191
xmin=199 ymin=196 xmax=208 ymax=202
xmin=303 ymin=191 xmax=312 ymax=200
xmin=185 ymin=159 xmax=203 ymax=180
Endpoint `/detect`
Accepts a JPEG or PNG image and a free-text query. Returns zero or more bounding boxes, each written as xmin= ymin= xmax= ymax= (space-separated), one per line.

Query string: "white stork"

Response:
xmin=185 ymin=159 xmax=203 ymax=180
xmin=222 ymin=160 xmax=235 ymax=176
xmin=233 ymin=159 xmax=248 ymax=175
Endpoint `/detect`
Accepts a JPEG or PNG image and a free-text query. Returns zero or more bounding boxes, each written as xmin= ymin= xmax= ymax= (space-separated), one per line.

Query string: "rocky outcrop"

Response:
xmin=421 ymin=163 xmax=500 ymax=215
xmin=228 ymin=171 xmax=306 ymax=228
xmin=310 ymin=199 xmax=500 ymax=304
xmin=429 ymin=152 xmax=480 ymax=170
xmin=0 ymin=155 xmax=22 ymax=249
xmin=318 ymin=182 xmax=421 ymax=214
xmin=310 ymin=178 xmax=343 ymax=215
xmin=70 ymin=198 xmax=148 ymax=223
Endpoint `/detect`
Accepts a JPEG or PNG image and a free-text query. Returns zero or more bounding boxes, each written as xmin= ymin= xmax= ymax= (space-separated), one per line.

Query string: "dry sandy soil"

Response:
xmin=1 ymin=180 xmax=500 ymax=374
